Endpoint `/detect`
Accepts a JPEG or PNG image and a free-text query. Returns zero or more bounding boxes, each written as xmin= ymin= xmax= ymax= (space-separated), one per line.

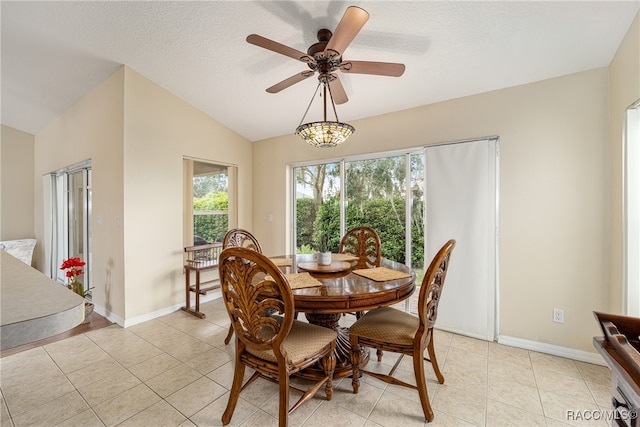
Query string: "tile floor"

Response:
xmin=1 ymin=298 xmax=612 ymax=427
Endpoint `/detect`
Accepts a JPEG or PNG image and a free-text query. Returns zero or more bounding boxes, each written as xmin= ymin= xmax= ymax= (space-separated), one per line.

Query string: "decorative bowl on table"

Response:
xmin=297 ymin=260 xmax=352 ymax=273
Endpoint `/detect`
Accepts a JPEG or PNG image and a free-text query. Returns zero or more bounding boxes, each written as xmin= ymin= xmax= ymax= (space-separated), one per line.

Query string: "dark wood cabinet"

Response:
xmin=594 ymin=312 xmax=640 ymax=427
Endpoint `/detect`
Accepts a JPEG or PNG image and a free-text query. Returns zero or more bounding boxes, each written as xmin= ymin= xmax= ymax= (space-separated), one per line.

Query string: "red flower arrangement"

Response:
xmin=60 ymin=257 xmax=92 ymax=298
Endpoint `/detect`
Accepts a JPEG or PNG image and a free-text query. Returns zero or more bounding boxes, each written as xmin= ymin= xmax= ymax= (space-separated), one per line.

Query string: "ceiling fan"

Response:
xmin=246 ymin=5 xmax=406 ymax=105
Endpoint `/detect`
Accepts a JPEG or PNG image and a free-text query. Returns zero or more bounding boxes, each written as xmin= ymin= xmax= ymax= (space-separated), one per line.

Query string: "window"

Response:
xmin=183 ymin=159 xmax=237 ymax=246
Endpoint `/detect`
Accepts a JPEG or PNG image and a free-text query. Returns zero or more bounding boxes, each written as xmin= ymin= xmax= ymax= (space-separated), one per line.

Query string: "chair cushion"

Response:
xmin=246 ymin=320 xmax=337 ymax=365
xmin=349 ymin=306 xmax=418 ymax=346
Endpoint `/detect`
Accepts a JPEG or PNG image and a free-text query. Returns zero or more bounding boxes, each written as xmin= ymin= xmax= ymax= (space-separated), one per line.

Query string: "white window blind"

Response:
xmin=425 ymin=138 xmax=498 ymax=341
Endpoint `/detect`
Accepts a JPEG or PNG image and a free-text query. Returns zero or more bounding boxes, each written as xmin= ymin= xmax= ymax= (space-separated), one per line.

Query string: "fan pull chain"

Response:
xmin=325 ymin=79 xmax=341 ymax=122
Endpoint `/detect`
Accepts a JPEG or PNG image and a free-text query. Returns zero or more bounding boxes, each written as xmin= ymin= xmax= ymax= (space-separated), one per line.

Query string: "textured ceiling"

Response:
xmin=2 ymin=1 xmax=638 ymax=142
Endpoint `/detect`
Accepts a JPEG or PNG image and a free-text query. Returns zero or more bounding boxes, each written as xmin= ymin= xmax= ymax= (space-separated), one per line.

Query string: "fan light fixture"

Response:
xmin=295 ymin=76 xmax=354 ymax=148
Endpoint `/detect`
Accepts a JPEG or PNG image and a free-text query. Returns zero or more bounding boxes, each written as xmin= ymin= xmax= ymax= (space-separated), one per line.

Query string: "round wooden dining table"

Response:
xmin=275 ymin=253 xmax=416 ymax=380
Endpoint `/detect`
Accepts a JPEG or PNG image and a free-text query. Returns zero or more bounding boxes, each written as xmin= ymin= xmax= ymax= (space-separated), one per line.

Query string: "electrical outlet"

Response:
xmin=553 ymin=308 xmax=564 ymax=323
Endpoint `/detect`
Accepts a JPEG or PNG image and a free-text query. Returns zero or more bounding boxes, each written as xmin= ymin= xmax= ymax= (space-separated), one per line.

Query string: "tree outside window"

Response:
xmin=193 ymin=163 xmax=228 ymax=244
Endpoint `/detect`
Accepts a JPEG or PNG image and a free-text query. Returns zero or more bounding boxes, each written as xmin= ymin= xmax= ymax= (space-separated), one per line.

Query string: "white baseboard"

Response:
xmin=498 ymin=335 xmax=606 ymax=366
xmin=93 ymin=290 xmax=223 ymax=328
xmin=437 ymin=325 xmax=495 ymax=342
xmin=92 ymin=304 xmax=124 ymax=327
xmin=96 ymin=298 xmax=604 ymax=367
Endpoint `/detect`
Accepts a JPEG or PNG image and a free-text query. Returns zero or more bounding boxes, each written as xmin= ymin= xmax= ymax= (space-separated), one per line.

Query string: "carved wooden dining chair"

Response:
xmin=339 ymin=226 xmax=382 ymax=319
xmin=348 ymin=239 xmax=456 ymax=422
xmin=339 ymin=226 xmax=382 ymax=269
xmin=222 ymin=228 xmax=263 ymax=252
xmin=219 ymin=247 xmax=337 ymax=427
xmin=222 ymin=228 xmax=263 ymax=344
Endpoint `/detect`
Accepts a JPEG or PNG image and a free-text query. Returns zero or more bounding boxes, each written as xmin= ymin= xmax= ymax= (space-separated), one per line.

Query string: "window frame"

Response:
xmin=183 ymin=157 xmax=238 ymax=248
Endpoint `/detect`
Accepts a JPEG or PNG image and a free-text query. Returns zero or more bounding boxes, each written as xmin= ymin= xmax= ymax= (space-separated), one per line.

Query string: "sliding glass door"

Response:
xmin=292 ymin=152 xmax=424 ymax=280
xmin=344 ymin=155 xmax=424 ymax=276
xmin=291 ymin=138 xmax=498 ymax=336
xmin=50 ymin=161 xmax=92 ymax=294
xmin=67 ymin=170 xmax=90 ymax=268
xmin=293 ymin=162 xmax=342 ymax=253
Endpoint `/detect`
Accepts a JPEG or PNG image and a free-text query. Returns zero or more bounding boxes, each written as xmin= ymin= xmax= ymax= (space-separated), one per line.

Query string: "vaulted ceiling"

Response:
xmin=2 ymin=1 xmax=638 ymax=142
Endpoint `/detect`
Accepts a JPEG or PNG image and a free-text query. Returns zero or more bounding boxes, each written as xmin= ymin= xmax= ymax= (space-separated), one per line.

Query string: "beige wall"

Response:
xmin=609 ymin=12 xmax=640 ymax=313
xmin=253 ymin=68 xmax=611 ymax=353
xmin=34 ymin=67 xmax=126 ymax=320
xmin=121 ymin=68 xmax=253 ymax=320
xmin=32 ymin=66 xmax=253 ymax=324
xmin=1 ymin=126 xmax=34 ymax=242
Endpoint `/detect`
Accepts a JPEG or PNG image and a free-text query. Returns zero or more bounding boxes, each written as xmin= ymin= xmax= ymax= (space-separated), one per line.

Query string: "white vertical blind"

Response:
xmin=43 ymin=174 xmax=55 ymax=278
xmin=425 ymin=138 xmax=498 ymax=341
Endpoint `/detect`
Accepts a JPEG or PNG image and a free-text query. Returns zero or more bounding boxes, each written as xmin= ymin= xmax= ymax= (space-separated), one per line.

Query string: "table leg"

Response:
xmin=185 ymin=269 xmax=190 ymax=311
xmin=195 ymin=270 xmax=201 ymax=313
xmin=300 ymin=312 xmax=369 ymax=380
xmin=181 ymin=268 xmax=206 ymax=319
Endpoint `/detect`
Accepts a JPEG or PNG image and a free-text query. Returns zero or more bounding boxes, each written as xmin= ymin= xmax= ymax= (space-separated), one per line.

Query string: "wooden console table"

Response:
xmin=181 ymin=243 xmax=223 ymax=318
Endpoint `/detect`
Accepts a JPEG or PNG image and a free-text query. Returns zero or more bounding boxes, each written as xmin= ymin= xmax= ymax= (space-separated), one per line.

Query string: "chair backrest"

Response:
xmin=219 ymin=247 xmax=294 ymax=358
xmin=418 ymin=239 xmax=456 ymax=335
xmin=222 ymin=228 xmax=263 ymax=253
xmin=339 ymin=226 xmax=382 ymax=269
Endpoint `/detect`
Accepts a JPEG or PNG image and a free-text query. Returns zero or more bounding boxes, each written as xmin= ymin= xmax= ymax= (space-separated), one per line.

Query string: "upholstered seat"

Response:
xmin=349 ymin=239 xmax=456 ymax=422
xmin=246 ymin=318 xmax=338 ymax=364
xmin=219 ymin=247 xmax=337 ymax=427
xmin=348 ymin=306 xmax=417 ymax=345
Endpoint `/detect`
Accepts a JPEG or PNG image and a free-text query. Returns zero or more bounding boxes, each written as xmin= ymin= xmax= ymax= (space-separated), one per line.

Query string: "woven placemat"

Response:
xmin=269 ymin=257 xmax=293 ymax=267
xmin=331 ymin=253 xmax=359 ymax=262
xmin=265 ymin=272 xmax=323 ymax=289
xmin=352 ymin=267 xmax=412 ymax=282
xmin=285 ymin=272 xmax=323 ymax=289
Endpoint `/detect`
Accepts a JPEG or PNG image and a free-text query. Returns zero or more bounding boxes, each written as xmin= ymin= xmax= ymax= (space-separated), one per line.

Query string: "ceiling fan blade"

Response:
xmin=324 ymin=6 xmax=369 ymax=58
xmin=340 ymin=61 xmax=406 ymax=77
xmin=247 ymin=34 xmax=313 ymax=63
xmin=328 ymin=76 xmax=348 ymax=105
xmin=266 ymin=71 xmax=314 ymax=93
